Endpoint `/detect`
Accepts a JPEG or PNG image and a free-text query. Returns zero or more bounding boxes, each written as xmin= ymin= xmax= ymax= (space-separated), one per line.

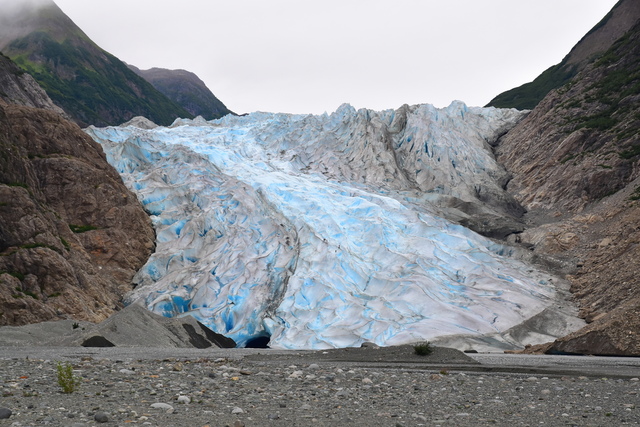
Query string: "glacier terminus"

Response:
xmin=87 ymin=102 xmax=583 ymax=350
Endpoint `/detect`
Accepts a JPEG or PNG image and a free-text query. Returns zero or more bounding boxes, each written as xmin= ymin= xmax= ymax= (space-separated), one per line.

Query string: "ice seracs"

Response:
xmin=87 ymin=102 xmax=572 ymax=350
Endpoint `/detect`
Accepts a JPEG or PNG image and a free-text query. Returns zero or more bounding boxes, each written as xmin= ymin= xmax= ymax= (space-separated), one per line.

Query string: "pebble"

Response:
xmin=151 ymin=402 xmax=174 ymax=411
xmin=94 ymin=411 xmax=109 ymax=423
xmin=0 ymin=357 xmax=637 ymax=426
xmin=0 ymin=408 xmax=11 ymax=419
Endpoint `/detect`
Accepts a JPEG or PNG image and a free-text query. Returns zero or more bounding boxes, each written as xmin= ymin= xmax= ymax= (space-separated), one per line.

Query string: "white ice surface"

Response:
xmin=87 ymin=102 xmax=561 ymax=349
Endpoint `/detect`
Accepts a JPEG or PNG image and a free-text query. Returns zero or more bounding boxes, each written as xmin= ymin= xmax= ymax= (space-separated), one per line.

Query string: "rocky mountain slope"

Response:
xmin=0 ymin=0 xmax=193 ymax=127
xmin=495 ymin=1 xmax=640 ymax=355
xmin=0 ymin=54 xmax=155 ymax=326
xmin=487 ymin=0 xmax=640 ymax=110
xmin=0 ymin=53 xmax=66 ymax=117
xmin=128 ymin=65 xmax=233 ymax=120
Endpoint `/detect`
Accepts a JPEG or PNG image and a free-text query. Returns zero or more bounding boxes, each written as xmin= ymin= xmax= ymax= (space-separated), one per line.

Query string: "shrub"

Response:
xmin=56 ymin=362 xmax=80 ymax=393
xmin=414 ymin=342 xmax=433 ymax=356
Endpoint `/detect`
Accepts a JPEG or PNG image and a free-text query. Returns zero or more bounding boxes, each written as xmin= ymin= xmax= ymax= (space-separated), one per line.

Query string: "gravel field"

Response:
xmin=0 ymin=346 xmax=639 ymax=426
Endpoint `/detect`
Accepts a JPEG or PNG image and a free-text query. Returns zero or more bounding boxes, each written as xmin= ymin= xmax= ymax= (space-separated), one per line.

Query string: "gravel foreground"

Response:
xmin=0 ymin=346 xmax=639 ymax=427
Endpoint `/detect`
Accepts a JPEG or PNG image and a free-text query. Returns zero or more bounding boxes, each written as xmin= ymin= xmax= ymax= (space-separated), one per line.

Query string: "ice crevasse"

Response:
xmin=87 ymin=102 xmax=560 ymax=349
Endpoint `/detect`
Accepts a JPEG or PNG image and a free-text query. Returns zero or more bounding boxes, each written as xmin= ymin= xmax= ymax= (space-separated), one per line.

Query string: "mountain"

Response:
xmin=494 ymin=0 xmax=640 ymax=355
xmin=0 ymin=53 xmax=155 ymax=326
xmin=486 ymin=0 xmax=640 ymax=110
xmin=1 ymin=0 xmax=638 ymax=355
xmin=87 ymin=103 xmax=583 ymax=350
xmin=128 ymin=65 xmax=233 ymax=120
xmin=0 ymin=0 xmax=193 ymax=127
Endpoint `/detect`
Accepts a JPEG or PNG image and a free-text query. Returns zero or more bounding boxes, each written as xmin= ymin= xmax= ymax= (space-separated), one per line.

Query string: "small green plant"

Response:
xmin=60 ymin=238 xmax=70 ymax=250
xmin=2 ymin=271 xmax=25 ymax=281
xmin=69 ymin=224 xmax=98 ymax=233
xmin=619 ymin=144 xmax=640 ymax=160
xmin=6 ymin=182 xmax=28 ymax=189
xmin=14 ymin=287 xmax=38 ymax=300
xmin=414 ymin=341 xmax=433 ymax=356
xmin=559 ymin=153 xmax=577 ymax=164
xmin=56 ymin=362 xmax=80 ymax=394
xmin=21 ymin=243 xmax=47 ymax=249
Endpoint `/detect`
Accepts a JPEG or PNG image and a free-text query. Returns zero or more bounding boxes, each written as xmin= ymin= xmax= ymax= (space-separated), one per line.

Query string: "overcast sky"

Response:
xmin=53 ymin=0 xmax=618 ymax=115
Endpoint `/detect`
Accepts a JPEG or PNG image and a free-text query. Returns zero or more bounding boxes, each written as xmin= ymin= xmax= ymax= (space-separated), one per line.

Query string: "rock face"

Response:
xmin=0 ymin=71 xmax=155 ymax=325
xmin=496 ymin=6 xmax=640 ymax=355
xmin=128 ymin=65 xmax=233 ymax=120
xmin=0 ymin=53 xmax=67 ymax=117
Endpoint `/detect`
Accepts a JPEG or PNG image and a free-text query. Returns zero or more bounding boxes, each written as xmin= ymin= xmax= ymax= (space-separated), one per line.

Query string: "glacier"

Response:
xmin=87 ymin=102 xmax=575 ymax=350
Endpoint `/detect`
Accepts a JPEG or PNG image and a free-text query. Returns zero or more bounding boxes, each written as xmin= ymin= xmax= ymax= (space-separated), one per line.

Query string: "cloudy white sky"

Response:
xmin=54 ymin=0 xmax=618 ymax=115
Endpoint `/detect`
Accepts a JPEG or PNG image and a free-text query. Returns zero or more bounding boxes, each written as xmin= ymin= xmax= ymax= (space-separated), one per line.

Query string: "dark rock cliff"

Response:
xmin=0 ymin=55 xmax=155 ymax=325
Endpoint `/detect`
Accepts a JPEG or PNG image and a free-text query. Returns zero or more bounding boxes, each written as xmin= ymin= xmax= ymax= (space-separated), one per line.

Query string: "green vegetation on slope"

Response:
xmin=7 ymin=32 xmax=193 ymax=127
xmin=485 ymin=1 xmax=621 ymax=111
xmin=485 ymin=62 xmax=577 ymax=110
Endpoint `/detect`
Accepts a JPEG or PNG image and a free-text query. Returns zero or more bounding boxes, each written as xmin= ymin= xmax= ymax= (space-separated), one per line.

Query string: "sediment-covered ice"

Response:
xmin=87 ymin=102 xmax=561 ymax=349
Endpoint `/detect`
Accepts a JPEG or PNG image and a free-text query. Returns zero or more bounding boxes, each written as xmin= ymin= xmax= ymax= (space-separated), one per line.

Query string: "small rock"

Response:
xmin=289 ymin=370 xmax=303 ymax=378
xmin=361 ymin=342 xmax=380 ymax=348
xmin=151 ymin=403 xmax=174 ymax=411
xmin=0 ymin=408 xmax=12 ymax=419
xmin=231 ymin=406 xmax=244 ymax=414
xmin=94 ymin=411 xmax=109 ymax=423
xmin=268 ymin=413 xmax=280 ymax=420
xmin=172 ymin=362 xmax=184 ymax=372
xmin=119 ymin=368 xmax=136 ymax=375
xmin=300 ymin=403 xmax=312 ymax=410
xmin=308 ymin=363 xmax=320 ymax=370
xmin=177 ymin=395 xmax=191 ymax=404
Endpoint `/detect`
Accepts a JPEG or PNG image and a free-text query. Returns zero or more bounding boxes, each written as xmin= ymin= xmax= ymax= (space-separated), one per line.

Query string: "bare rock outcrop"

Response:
xmin=0 ymin=304 xmax=236 ymax=348
xmin=0 ymin=99 xmax=155 ymax=325
xmin=0 ymin=53 xmax=67 ymax=117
